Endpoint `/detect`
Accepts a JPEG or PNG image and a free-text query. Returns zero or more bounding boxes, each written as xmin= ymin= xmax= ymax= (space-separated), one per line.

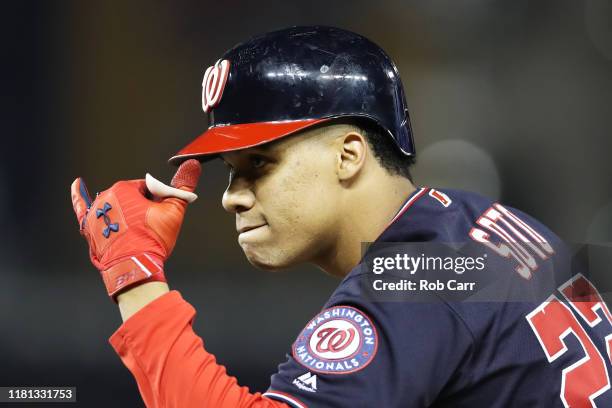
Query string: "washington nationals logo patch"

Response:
xmin=292 ymin=305 xmax=378 ymax=374
xmin=202 ymin=59 xmax=230 ymax=112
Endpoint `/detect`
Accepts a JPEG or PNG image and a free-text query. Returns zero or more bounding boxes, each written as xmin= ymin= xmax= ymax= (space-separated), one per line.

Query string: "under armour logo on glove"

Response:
xmin=96 ymin=202 xmax=120 ymax=238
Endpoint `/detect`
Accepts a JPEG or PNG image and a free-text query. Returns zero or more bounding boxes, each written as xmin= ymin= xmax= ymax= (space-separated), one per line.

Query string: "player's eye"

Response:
xmin=250 ymin=155 xmax=268 ymax=169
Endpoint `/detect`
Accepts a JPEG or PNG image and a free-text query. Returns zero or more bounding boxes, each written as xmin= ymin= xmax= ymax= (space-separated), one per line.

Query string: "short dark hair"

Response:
xmin=333 ymin=117 xmax=416 ymax=182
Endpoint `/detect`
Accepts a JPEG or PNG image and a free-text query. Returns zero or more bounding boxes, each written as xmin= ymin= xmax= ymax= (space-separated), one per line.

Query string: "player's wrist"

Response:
xmin=101 ymin=253 xmax=166 ymax=300
xmin=116 ymin=281 xmax=170 ymax=322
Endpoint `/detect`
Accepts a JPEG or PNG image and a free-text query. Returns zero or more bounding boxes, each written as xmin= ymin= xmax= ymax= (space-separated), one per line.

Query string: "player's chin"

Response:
xmin=240 ymin=246 xmax=298 ymax=271
xmin=247 ymin=258 xmax=288 ymax=271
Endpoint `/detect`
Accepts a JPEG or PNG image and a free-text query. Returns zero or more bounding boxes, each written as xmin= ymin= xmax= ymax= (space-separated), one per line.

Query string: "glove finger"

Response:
xmin=113 ymin=179 xmax=147 ymax=194
xmin=171 ymin=159 xmax=202 ymax=193
xmin=131 ymin=179 xmax=149 ymax=199
xmin=71 ymin=177 xmax=93 ymax=228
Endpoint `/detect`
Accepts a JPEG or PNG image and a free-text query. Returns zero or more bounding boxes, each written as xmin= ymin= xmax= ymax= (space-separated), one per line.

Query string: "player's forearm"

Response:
xmin=117 ymin=282 xmax=170 ymax=321
xmin=110 ymin=291 xmax=289 ymax=408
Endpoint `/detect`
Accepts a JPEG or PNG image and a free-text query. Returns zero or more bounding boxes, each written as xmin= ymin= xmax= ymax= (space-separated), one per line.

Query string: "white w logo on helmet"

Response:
xmin=202 ymin=59 xmax=230 ymax=113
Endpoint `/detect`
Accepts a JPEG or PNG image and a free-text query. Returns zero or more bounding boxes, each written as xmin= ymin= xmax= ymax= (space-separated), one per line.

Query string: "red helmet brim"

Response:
xmin=169 ymin=118 xmax=329 ymax=165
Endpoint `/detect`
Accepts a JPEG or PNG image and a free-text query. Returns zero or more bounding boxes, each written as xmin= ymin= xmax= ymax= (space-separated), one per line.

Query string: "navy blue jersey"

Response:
xmin=264 ymin=187 xmax=612 ymax=407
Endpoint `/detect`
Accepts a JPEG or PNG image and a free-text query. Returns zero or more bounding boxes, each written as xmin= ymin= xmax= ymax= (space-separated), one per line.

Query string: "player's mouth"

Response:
xmin=237 ymin=223 xmax=266 ymax=234
xmin=237 ymin=224 xmax=268 ymax=241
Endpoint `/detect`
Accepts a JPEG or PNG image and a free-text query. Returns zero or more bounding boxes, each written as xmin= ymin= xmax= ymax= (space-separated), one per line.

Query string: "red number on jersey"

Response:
xmin=526 ymin=274 xmax=612 ymax=407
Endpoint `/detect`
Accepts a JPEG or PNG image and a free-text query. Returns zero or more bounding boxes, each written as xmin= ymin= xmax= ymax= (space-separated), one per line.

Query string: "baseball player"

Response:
xmin=70 ymin=26 xmax=612 ymax=407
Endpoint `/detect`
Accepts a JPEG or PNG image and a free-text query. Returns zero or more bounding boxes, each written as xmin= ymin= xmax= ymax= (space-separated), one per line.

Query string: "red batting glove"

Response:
xmin=70 ymin=159 xmax=202 ymax=300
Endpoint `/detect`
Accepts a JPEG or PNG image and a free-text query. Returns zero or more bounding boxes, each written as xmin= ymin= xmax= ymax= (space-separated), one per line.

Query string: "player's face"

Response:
xmin=221 ymin=129 xmax=342 ymax=270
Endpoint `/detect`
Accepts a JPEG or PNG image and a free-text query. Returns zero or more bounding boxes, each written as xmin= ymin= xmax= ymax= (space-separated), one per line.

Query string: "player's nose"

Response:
xmin=222 ymin=179 xmax=256 ymax=214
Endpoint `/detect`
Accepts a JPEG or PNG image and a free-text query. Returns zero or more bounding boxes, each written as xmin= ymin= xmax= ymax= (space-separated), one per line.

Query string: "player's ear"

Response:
xmin=336 ymin=130 xmax=367 ymax=182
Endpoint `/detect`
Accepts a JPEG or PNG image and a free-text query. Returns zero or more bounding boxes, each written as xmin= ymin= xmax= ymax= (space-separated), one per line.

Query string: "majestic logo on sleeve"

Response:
xmin=292 ymin=305 xmax=378 ymax=374
xmin=202 ymin=59 xmax=230 ymax=113
xmin=293 ymin=372 xmax=317 ymax=393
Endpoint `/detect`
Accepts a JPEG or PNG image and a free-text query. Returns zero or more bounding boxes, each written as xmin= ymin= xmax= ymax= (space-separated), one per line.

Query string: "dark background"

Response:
xmin=2 ymin=1 xmax=611 ymax=406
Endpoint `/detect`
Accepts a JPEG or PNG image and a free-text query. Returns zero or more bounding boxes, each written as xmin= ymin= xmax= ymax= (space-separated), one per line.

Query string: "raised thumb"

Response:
xmin=171 ymin=159 xmax=202 ymax=192
xmin=145 ymin=159 xmax=202 ymax=203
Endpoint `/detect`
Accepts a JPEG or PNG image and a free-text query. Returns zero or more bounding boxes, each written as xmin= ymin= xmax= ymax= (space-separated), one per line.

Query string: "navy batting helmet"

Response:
xmin=170 ymin=26 xmax=414 ymax=164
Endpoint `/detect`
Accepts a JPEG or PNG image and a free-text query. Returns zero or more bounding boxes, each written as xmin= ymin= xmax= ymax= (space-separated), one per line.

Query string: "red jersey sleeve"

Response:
xmin=109 ymin=291 xmax=291 ymax=408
